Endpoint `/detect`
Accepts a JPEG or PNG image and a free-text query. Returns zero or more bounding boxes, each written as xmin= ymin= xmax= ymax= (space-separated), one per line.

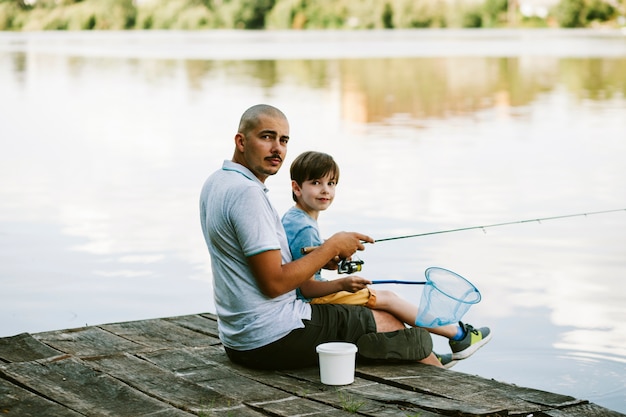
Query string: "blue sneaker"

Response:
xmin=435 ymin=352 xmax=457 ymax=369
xmin=449 ymin=322 xmax=492 ymax=360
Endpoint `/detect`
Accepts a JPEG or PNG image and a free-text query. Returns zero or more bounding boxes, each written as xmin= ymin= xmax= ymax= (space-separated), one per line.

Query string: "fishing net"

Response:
xmin=414 ymin=267 xmax=481 ymax=327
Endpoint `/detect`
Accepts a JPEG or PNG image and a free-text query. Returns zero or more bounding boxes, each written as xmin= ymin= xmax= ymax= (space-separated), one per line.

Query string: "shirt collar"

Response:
xmin=222 ymin=160 xmax=269 ymax=193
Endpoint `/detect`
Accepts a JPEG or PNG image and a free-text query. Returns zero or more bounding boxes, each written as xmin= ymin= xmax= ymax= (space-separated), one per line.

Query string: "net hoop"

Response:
xmin=425 ymin=267 xmax=481 ymax=305
xmin=414 ymin=267 xmax=481 ymax=327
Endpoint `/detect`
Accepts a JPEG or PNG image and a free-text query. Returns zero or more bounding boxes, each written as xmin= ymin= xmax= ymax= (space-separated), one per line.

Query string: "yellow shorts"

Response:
xmin=309 ymin=288 xmax=377 ymax=308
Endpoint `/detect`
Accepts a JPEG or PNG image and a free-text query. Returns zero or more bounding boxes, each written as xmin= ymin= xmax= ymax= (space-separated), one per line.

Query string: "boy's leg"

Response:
xmin=374 ymin=290 xmax=464 ymax=337
xmin=372 ymin=290 xmax=491 ymax=360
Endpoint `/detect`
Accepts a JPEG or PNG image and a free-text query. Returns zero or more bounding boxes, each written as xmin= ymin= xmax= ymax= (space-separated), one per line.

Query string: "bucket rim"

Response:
xmin=316 ymin=342 xmax=358 ymax=354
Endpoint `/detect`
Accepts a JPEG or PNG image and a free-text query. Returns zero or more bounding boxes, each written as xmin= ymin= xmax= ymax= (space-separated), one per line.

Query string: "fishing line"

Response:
xmin=370 ymin=208 xmax=626 ymax=243
xmin=303 ymin=208 xmax=625 ymax=266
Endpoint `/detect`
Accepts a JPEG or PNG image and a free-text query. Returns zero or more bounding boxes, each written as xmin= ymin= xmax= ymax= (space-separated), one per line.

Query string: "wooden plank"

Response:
xmin=309 ymin=387 xmax=444 ymax=417
xmin=216 ymin=362 xmax=457 ymax=417
xmin=247 ymin=395 xmax=359 ymax=416
xmin=141 ymin=346 xmax=396 ymax=416
xmin=355 ymin=362 xmax=585 ymax=415
xmin=261 ymin=372 xmax=456 ymax=416
xmin=140 ymin=346 xmax=234 ymax=382
xmin=100 ymin=318 xmax=221 ymax=349
xmin=86 ymin=352 xmax=236 ymax=413
xmin=140 ymin=346 xmax=290 ymax=401
xmin=275 ymin=370 xmax=502 ymax=417
xmin=0 ymin=355 xmax=194 ymax=417
xmin=0 ymin=332 xmax=62 ymax=363
xmin=34 ymin=326 xmax=144 ymax=357
xmin=543 ymin=402 xmax=626 ymax=417
xmin=0 ymin=377 xmax=83 ymax=417
xmin=187 ymin=347 xmax=491 ymax=416
xmin=165 ymin=313 xmax=220 ymax=337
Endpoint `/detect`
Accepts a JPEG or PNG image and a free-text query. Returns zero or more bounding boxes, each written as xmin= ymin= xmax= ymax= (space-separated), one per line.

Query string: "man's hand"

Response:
xmin=325 ymin=231 xmax=373 ymax=260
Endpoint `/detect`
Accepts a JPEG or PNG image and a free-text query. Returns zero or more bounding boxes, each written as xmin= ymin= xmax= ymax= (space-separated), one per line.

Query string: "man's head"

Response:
xmin=290 ymin=151 xmax=340 ymax=203
xmin=232 ymin=104 xmax=290 ymax=183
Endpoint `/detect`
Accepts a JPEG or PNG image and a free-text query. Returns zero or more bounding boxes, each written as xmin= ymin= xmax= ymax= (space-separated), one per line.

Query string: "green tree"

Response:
xmin=585 ymin=0 xmax=616 ymax=22
xmin=382 ymin=2 xmax=393 ymax=28
xmin=554 ymin=0 xmax=586 ymax=27
xmin=233 ymin=0 xmax=275 ymax=28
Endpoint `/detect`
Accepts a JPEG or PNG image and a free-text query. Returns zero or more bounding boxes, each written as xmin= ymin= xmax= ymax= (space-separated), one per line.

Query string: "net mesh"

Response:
xmin=414 ymin=267 xmax=481 ymax=327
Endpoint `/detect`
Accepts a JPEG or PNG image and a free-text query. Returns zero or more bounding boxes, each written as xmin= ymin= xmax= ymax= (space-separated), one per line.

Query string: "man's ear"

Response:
xmin=234 ymin=133 xmax=245 ymax=152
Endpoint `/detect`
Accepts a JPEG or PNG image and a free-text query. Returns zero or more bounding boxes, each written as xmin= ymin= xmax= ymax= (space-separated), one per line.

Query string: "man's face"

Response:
xmin=237 ymin=113 xmax=290 ymax=182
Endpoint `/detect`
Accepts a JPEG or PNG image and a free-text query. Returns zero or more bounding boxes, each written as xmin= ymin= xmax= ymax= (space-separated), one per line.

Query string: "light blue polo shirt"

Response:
xmin=199 ymin=160 xmax=311 ymax=350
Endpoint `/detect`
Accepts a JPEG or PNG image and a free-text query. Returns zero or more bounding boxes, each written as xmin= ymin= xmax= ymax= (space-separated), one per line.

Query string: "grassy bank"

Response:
xmin=1 ymin=0 xmax=624 ymax=31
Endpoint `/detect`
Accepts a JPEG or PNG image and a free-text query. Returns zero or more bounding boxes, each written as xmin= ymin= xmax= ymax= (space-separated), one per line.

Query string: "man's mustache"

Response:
xmin=266 ymin=154 xmax=283 ymax=162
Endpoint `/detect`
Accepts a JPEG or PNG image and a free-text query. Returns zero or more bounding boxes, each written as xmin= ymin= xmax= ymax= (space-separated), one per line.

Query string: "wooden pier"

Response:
xmin=1 ymin=312 xmax=623 ymax=416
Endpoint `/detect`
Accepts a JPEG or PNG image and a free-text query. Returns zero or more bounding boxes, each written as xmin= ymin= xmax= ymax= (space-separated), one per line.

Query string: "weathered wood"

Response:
xmin=86 ymin=352 xmax=236 ymax=413
xmin=100 ymin=317 xmax=221 ymax=349
xmin=356 ymin=361 xmax=585 ymax=415
xmin=0 ymin=355 xmax=194 ymax=416
xmin=34 ymin=326 xmax=145 ymax=357
xmin=139 ymin=346 xmax=366 ymax=415
xmin=0 ymin=313 xmax=624 ymax=417
xmin=0 ymin=377 xmax=83 ymax=417
xmin=0 ymin=332 xmax=62 ymax=363
xmin=140 ymin=346 xmax=295 ymax=402
xmin=543 ymin=402 xmax=626 ymax=416
xmin=166 ymin=313 xmax=220 ymax=337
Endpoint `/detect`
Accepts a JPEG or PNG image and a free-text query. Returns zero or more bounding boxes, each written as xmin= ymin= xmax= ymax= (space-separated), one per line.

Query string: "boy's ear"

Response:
xmin=291 ymin=180 xmax=302 ymax=197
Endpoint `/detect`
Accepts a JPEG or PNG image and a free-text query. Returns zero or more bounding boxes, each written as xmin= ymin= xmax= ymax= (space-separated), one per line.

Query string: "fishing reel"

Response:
xmin=337 ymin=258 xmax=364 ymax=274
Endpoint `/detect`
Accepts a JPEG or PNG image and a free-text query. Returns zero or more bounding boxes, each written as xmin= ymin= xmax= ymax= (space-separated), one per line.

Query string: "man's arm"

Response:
xmin=248 ymin=231 xmax=373 ymax=298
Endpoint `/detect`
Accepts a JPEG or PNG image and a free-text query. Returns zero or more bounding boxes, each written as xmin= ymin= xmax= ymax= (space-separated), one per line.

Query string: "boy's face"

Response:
xmin=293 ymin=173 xmax=337 ymax=214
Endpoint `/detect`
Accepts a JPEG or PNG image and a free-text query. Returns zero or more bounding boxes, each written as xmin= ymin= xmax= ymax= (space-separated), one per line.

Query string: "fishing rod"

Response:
xmin=371 ymin=208 xmax=626 ymax=243
xmin=301 ymin=208 xmax=626 ymax=274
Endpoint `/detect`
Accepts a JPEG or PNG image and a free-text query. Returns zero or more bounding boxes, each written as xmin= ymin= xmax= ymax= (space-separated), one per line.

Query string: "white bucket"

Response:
xmin=316 ymin=342 xmax=358 ymax=385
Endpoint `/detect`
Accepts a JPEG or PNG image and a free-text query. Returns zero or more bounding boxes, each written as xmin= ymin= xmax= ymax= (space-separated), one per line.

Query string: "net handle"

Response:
xmin=371 ymin=280 xmax=427 ymax=285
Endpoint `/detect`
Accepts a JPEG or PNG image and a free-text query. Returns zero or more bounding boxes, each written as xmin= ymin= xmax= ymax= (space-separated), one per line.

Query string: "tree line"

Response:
xmin=1 ymin=0 xmax=624 ymax=31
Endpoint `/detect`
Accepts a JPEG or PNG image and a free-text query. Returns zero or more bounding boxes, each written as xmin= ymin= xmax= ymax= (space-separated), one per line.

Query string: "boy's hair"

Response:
xmin=290 ymin=151 xmax=340 ymax=202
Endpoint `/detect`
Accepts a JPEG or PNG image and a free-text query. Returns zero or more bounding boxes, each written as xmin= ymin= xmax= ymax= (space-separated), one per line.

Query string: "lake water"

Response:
xmin=1 ymin=29 xmax=625 ymax=413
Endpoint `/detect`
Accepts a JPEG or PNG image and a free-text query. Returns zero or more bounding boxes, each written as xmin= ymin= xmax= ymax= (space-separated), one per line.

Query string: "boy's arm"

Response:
xmin=299 ymin=276 xmax=372 ymax=299
xmin=248 ymin=231 xmax=373 ymax=298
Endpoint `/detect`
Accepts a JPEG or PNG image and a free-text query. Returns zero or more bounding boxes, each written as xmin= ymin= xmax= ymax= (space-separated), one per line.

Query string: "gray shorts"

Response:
xmin=225 ymin=303 xmax=376 ymax=370
xmin=224 ymin=304 xmax=432 ymax=370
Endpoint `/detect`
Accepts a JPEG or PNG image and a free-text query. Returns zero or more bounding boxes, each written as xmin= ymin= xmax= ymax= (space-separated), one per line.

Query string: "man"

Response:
xmin=199 ymin=104 xmax=440 ymax=369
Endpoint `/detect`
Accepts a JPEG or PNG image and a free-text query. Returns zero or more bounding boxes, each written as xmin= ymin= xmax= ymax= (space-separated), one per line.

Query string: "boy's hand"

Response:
xmin=338 ymin=276 xmax=372 ymax=293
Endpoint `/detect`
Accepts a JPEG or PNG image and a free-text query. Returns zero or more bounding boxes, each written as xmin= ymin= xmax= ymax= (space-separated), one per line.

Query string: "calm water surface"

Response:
xmin=1 ymin=30 xmax=625 ymax=412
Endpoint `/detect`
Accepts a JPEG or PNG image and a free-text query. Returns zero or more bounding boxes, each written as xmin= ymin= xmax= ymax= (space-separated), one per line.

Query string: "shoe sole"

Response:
xmin=451 ymin=331 xmax=493 ymax=360
xmin=441 ymin=359 xmax=458 ymax=369
xmin=357 ymin=327 xmax=433 ymax=361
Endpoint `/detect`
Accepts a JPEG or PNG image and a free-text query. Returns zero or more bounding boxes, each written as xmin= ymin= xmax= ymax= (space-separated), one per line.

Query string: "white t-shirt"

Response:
xmin=199 ymin=160 xmax=312 ymax=350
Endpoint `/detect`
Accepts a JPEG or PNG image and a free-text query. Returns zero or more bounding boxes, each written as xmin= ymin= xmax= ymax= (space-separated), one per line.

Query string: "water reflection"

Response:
xmin=1 ymin=30 xmax=625 ymax=412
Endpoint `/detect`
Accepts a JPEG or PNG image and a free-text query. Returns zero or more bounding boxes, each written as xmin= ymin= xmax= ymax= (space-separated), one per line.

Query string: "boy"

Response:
xmin=282 ymin=151 xmax=492 ymax=366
